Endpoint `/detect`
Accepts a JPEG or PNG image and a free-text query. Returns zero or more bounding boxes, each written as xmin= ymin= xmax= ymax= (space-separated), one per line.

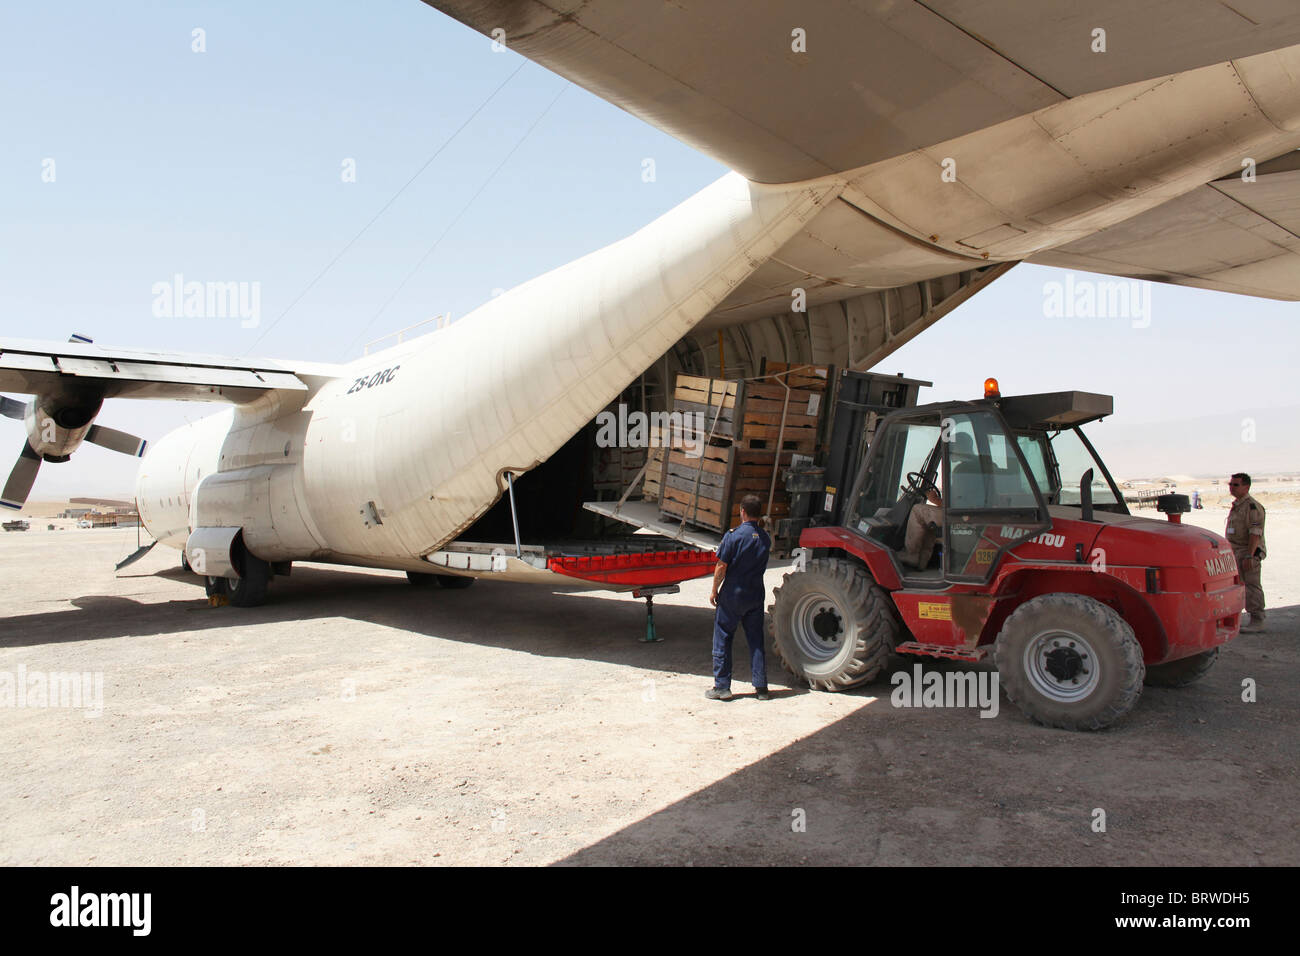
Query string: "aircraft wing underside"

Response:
xmin=425 ymin=0 xmax=1300 ymax=184
xmin=1029 ymin=157 xmax=1300 ymax=301
xmin=0 ymin=338 xmax=344 ymax=404
xmin=425 ymin=0 xmax=1300 ymax=321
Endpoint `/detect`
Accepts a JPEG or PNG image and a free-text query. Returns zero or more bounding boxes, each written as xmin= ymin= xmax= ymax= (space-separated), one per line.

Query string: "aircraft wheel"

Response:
xmin=180 ymin=551 xmax=192 ymax=573
xmin=994 ymin=593 xmax=1144 ymax=730
xmin=768 ymin=557 xmax=898 ymax=691
xmin=225 ymin=552 xmax=271 ymax=607
xmin=435 ymin=575 xmax=474 ymax=589
xmin=406 ymin=571 xmax=436 ymax=586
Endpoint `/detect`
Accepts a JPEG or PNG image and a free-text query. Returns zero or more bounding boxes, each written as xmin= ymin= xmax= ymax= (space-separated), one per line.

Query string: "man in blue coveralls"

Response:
xmin=707 ymin=494 xmax=771 ymax=701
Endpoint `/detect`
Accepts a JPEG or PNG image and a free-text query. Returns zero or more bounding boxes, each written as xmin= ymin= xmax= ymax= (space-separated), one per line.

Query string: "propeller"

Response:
xmin=0 ymin=396 xmax=25 ymax=421
xmin=86 ymin=424 xmax=148 ymax=458
xmin=1 ymin=443 xmax=41 ymax=510
xmin=0 ymin=393 xmax=147 ymax=510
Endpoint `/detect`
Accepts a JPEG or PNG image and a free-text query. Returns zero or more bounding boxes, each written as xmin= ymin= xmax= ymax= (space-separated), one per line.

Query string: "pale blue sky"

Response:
xmin=2 ymin=1 xmax=1297 ymax=496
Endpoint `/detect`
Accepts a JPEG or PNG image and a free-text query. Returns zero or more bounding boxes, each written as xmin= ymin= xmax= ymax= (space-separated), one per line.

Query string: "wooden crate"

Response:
xmin=673 ymin=374 xmax=739 ymax=441
xmin=642 ymin=445 xmax=665 ymax=502
xmin=765 ymin=362 xmax=832 ymax=392
xmin=659 ymin=444 xmax=796 ymax=532
xmin=736 ymin=381 xmax=822 ymax=452
xmin=657 ymin=371 xmax=828 ymax=532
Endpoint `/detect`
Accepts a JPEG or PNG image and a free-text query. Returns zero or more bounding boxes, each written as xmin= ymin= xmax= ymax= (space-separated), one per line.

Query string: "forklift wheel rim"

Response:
xmin=791 ymin=593 xmax=845 ymax=663
xmin=1024 ymin=628 xmax=1100 ymax=702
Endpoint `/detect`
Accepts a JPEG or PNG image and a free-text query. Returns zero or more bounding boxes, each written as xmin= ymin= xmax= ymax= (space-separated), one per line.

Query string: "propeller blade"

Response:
xmin=85 ymin=424 xmax=147 ymax=457
xmin=1 ymin=443 xmax=41 ymax=510
xmin=0 ymin=396 xmax=26 ymax=421
xmin=115 ymin=540 xmax=156 ymax=572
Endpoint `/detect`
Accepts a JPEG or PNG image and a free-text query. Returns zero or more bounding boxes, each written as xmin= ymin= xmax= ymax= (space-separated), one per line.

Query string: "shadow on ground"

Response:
xmin=0 ymin=563 xmax=750 ymax=685
xmin=555 ymin=604 xmax=1299 ymax=866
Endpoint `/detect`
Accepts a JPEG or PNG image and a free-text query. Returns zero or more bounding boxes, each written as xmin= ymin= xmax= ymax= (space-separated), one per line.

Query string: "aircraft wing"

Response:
xmin=0 ymin=337 xmax=345 ymax=403
xmin=1029 ymin=154 xmax=1300 ymax=301
xmin=424 ymin=0 xmax=1300 ymax=184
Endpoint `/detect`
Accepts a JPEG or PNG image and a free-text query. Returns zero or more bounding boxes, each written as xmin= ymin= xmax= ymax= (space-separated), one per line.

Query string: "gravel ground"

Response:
xmin=0 ymin=520 xmax=1295 ymax=866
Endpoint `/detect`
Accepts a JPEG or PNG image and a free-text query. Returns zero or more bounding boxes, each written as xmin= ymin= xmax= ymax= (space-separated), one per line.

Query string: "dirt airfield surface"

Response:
xmin=0 ymin=505 xmax=1296 ymax=867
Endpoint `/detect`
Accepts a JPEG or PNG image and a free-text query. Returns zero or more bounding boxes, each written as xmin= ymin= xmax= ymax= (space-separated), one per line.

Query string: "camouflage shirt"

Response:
xmin=1225 ymin=494 xmax=1266 ymax=557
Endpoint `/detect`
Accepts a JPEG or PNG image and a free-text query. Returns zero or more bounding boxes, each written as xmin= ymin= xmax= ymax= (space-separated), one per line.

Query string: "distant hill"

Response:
xmin=1093 ymin=404 xmax=1300 ymax=480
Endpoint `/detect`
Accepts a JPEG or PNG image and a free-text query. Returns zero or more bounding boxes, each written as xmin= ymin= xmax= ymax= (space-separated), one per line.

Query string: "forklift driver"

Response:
xmin=898 ymin=432 xmax=978 ymax=570
xmin=901 ymin=484 xmax=943 ymax=568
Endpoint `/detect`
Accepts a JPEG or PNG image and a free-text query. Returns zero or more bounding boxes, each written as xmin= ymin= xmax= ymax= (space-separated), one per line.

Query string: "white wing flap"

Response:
xmin=0 ymin=338 xmax=340 ymax=403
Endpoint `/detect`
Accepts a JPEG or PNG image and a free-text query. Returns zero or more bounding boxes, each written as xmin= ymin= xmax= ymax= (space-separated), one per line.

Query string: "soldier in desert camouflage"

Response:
xmin=1225 ymin=473 xmax=1267 ymax=632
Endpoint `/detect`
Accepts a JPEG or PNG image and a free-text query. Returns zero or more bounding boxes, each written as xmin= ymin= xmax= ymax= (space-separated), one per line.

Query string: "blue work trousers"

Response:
xmin=712 ymin=590 xmax=767 ymax=691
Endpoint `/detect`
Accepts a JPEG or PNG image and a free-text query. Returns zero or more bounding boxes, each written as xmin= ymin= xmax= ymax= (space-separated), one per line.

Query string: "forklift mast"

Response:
xmin=778 ymin=370 xmax=930 ymax=552
xmin=820 ymin=371 xmax=931 ymax=526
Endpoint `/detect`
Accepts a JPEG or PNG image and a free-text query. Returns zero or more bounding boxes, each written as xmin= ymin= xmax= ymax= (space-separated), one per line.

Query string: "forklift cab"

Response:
xmin=846 ymin=403 xmax=1052 ymax=584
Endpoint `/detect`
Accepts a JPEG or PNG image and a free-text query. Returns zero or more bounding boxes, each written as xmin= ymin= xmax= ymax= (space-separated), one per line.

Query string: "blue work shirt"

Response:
xmin=717 ymin=519 xmax=771 ymax=611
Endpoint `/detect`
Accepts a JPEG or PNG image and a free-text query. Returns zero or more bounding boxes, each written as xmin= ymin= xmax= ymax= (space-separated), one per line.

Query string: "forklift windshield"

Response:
xmin=1013 ymin=427 xmax=1127 ymax=512
xmin=848 ymin=405 xmax=1050 ymax=582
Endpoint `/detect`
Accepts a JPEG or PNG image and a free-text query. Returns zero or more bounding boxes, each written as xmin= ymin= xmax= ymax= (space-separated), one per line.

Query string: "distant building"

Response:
xmin=69 ymin=497 xmax=134 ymax=509
xmin=87 ymin=511 xmax=140 ymax=528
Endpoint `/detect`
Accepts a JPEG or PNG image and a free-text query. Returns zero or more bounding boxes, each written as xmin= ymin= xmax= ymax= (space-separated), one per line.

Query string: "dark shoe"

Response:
xmin=1241 ymin=615 xmax=1267 ymax=633
xmin=754 ymin=687 xmax=771 ymax=701
xmin=705 ymin=687 xmax=733 ymax=701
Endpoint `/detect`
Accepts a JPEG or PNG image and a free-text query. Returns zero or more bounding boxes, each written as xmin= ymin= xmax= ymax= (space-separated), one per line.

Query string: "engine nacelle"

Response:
xmin=185 ymin=526 xmax=243 ymax=578
xmin=22 ymin=394 xmax=103 ymax=462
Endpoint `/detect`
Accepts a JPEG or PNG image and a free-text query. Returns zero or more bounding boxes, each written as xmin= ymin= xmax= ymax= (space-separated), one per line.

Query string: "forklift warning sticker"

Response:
xmin=918 ymin=602 xmax=952 ymax=621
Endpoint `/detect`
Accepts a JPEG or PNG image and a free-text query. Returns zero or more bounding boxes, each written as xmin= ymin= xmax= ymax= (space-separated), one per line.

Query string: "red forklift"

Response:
xmin=769 ymin=375 xmax=1244 ymax=730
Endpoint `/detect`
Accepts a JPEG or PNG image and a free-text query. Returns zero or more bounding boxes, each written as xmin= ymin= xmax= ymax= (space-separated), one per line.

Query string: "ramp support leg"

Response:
xmin=633 ymin=584 xmax=679 ymax=642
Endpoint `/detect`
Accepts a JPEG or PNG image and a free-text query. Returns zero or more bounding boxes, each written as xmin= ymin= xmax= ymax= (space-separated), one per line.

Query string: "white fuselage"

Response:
xmin=137 ymin=173 xmax=837 ymax=571
xmin=136 ymin=42 xmax=1300 ymax=574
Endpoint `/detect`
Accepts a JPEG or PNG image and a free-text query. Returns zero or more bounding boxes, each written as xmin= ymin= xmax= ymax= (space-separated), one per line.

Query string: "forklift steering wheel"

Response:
xmin=903 ymin=471 xmax=939 ymax=499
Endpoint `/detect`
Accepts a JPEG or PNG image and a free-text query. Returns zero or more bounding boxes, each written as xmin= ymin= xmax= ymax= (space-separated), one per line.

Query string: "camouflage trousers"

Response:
xmin=1234 ymin=549 xmax=1265 ymax=619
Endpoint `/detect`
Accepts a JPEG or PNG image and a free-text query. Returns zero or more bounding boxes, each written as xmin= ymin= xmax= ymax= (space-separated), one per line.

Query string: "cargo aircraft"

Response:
xmin=4 ymin=1 xmax=1300 ymax=606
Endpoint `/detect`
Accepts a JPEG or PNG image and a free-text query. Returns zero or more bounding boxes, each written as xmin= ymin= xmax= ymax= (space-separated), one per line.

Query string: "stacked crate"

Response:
xmin=592 ymin=401 xmax=650 ymax=502
xmin=657 ymin=366 xmax=831 ymax=533
xmin=764 ymin=361 xmax=832 ymax=393
xmin=642 ymin=444 xmax=665 ymax=502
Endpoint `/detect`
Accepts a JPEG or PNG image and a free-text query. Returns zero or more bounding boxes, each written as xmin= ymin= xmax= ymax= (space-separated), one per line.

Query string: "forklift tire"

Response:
xmin=994 ymin=593 xmax=1144 ymax=731
xmin=768 ymin=557 xmax=898 ymax=692
xmin=1143 ymin=648 xmax=1219 ymax=688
